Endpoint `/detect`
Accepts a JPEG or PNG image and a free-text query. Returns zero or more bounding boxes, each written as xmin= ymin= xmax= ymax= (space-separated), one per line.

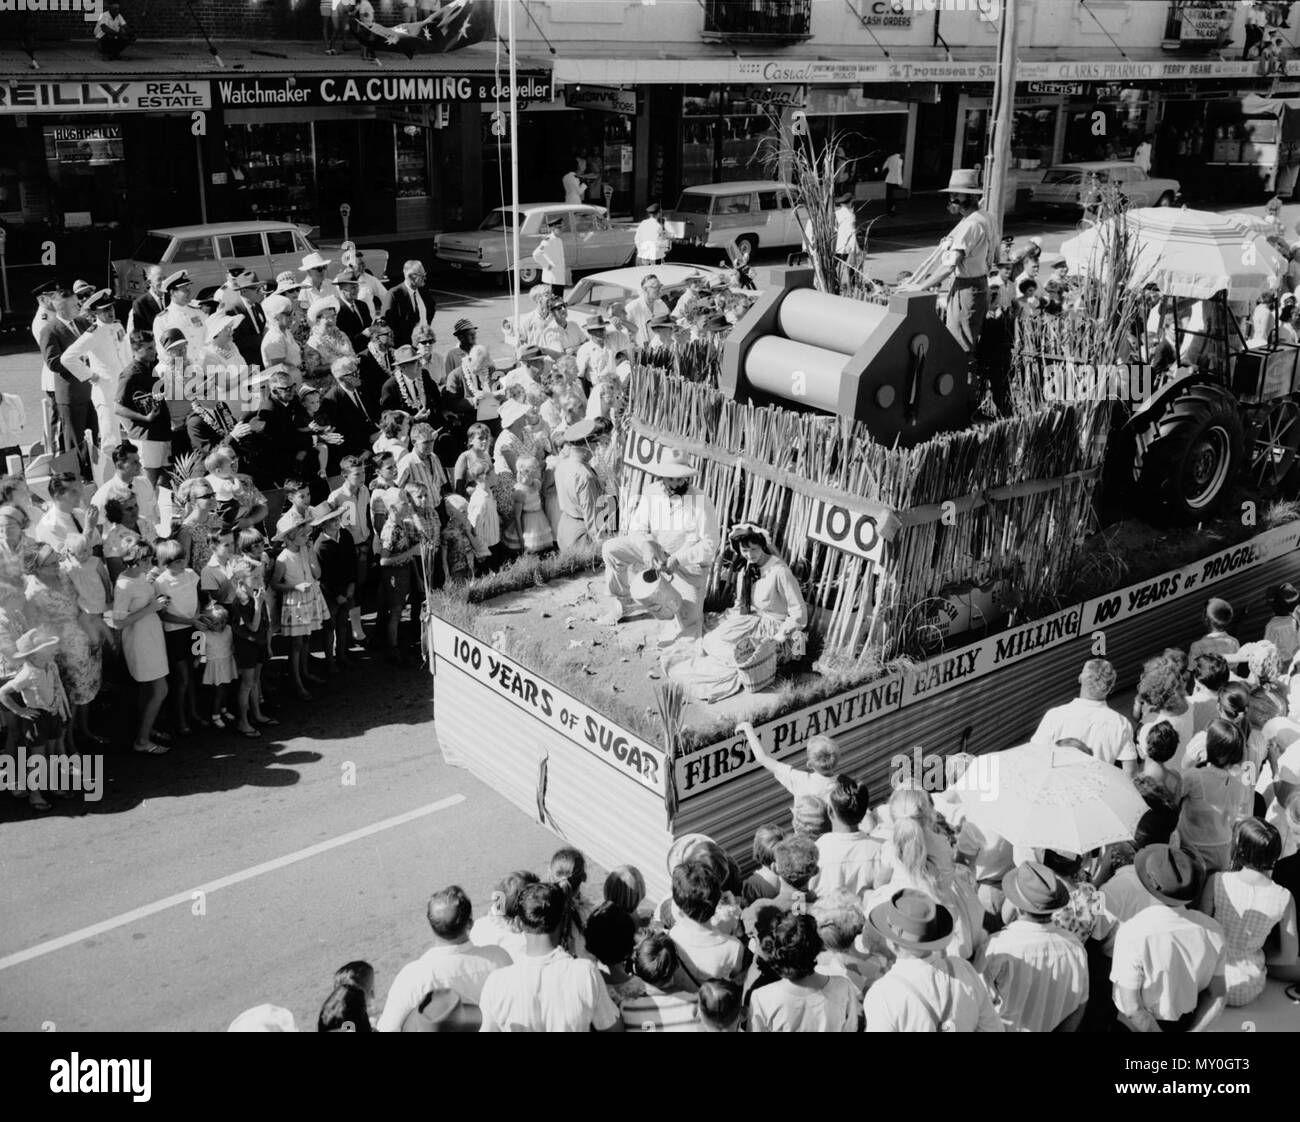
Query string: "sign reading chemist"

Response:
xmin=216 ymin=74 xmax=552 ymax=108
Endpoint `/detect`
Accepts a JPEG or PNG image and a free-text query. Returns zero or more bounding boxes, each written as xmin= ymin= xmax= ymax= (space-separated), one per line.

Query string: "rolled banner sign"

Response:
xmin=630 ymin=567 xmax=682 ymax=621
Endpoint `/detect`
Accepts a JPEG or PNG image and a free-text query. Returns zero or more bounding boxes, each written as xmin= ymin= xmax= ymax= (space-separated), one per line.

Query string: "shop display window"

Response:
xmin=42 ymin=124 xmax=127 ymax=227
xmin=225 ymin=123 xmax=317 ymax=226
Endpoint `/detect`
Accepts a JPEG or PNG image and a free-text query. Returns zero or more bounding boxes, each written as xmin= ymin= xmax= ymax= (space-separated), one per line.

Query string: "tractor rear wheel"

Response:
xmin=1134 ymin=384 xmax=1244 ymax=519
xmin=1247 ymin=396 xmax=1300 ymax=497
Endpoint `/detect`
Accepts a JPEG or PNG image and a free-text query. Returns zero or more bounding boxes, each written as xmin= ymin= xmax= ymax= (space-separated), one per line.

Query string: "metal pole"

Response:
xmin=508 ymin=0 xmax=522 ymax=329
xmin=195 ymin=134 xmax=209 ymax=224
xmin=984 ymin=0 xmax=1017 ymax=246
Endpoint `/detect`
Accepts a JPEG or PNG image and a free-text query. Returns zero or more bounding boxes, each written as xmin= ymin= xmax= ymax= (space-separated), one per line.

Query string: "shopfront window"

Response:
xmin=225 ymin=123 xmax=316 ymax=226
xmin=42 ymin=124 xmax=127 ymax=227
xmin=681 ymin=84 xmax=781 ymax=187
xmin=395 ymin=124 xmax=435 ymax=233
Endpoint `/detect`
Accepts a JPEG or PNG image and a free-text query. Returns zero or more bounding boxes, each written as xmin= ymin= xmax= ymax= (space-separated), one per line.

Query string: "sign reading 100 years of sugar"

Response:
xmin=433 ymin=623 xmax=665 ymax=793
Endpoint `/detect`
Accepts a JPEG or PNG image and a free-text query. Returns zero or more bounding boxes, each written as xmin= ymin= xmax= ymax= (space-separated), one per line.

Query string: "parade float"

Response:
xmin=427 ymin=18 xmax=1300 ymax=894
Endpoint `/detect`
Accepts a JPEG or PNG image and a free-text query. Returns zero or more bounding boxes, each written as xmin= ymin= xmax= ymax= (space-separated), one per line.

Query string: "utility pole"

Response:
xmin=984 ymin=0 xmax=1018 ymax=246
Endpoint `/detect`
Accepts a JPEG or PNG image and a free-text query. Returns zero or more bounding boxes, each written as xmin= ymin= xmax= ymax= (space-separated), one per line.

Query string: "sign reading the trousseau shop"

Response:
xmin=434 ymin=622 xmax=665 ymax=794
xmin=215 ymin=74 xmax=552 ymax=108
xmin=0 ymin=81 xmax=209 ymax=114
xmin=728 ymin=58 xmax=1300 ymax=85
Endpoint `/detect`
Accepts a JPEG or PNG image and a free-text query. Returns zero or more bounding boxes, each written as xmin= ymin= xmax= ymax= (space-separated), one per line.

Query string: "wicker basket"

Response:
xmin=735 ymin=637 xmax=779 ymax=692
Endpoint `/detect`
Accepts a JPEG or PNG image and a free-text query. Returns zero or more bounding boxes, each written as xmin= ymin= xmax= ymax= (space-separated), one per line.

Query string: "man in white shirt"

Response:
xmin=601 ymin=445 xmax=719 ymax=641
xmin=538 ymin=300 xmax=584 ymax=356
xmin=152 ymin=271 xmax=207 ymax=367
xmin=1033 ymin=658 xmax=1136 ymax=768
xmin=532 ymin=223 xmax=570 ymax=295
xmin=62 ymin=289 xmax=131 ymax=465
xmin=813 ymin=775 xmax=880 ymax=898
xmin=864 ymin=890 xmax=1004 ymax=1032
xmin=94 ymin=1 xmax=133 ymax=59
xmin=377 ymin=886 xmax=511 ymax=1032
xmin=1111 ymin=845 xmax=1226 ymax=1033
xmin=624 ymin=274 xmax=670 ymax=346
xmin=883 ymin=150 xmax=904 ymax=215
xmin=478 ymin=883 xmax=622 ymax=1032
xmin=575 ymin=317 xmax=625 ymax=385
xmin=666 ymin=862 xmax=745 ymax=985
xmin=978 ymin=862 xmax=1089 ymax=1032
xmin=31 ymin=279 xmax=64 ymax=452
xmin=90 ymin=440 xmax=161 ymax=542
xmin=634 ymin=203 xmax=669 ymax=265
xmin=562 ymin=159 xmax=587 ymax=205
xmin=834 ymin=192 xmax=858 ymax=258
xmin=918 ymin=169 xmax=993 ymax=353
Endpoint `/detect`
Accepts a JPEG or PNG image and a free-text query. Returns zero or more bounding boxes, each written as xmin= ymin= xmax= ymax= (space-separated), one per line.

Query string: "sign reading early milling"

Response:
xmin=433 ymin=623 xmax=665 ymax=794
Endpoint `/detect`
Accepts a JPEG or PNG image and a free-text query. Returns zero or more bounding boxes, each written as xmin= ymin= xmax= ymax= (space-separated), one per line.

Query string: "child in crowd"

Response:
xmin=229 ymin=557 xmax=275 ymax=738
xmin=312 ymin=505 xmax=356 ymax=673
xmin=273 ymin=509 xmax=328 ymax=700
xmin=0 ymin=628 xmax=68 ymax=811
xmin=1189 ymin=597 xmax=1240 ymax=662
xmin=469 ymin=870 xmax=536 ymax=960
xmin=436 ymin=483 xmax=478 ymax=584
xmin=548 ymin=847 xmax=593 ymax=961
xmin=811 ymin=890 xmax=883 ymax=1001
xmin=792 ymin=795 xmax=831 ymax=839
xmin=154 ymin=539 xmax=204 ymax=735
xmin=102 ymin=495 xmax=144 ymax=583
xmin=373 ymin=410 xmax=411 ymax=461
xmin=452 ymin=421 xmax=492 ymax=491
xmin=113 ymin=540 xmax=170 ymax=755
xmin=333 ymin=962 xmax=378 ymax=1030
xmin=283 ymin=479 xmax=313 ymax=524
xmin=61 ymin=532 xmax=112 ymax=650
xmin=317 ymin=985 xmax=372 ymax=1033
xmin=696 ymin=978 xmax=742 ymax=1033
xmin=1264 ymin=583 xmax=1300 ymax=669
xmin=200 ymin=527 xmax=238 ymax=607
xmin=368 ymin=452 xmax=402 ymax=548
xmin=743 ymin=824 xmax=787 ymax=906
xmin=329 ymin=456 xmax=371 ymax=647
xmin=514 ymin=455 xmax=554 ymax=554
xmin=465 ymin=461 xmax=501 ymax=568
xmin=603 ymin=866 xmax=647 ymax=926
xmin=584 ymin=903 xmax=641 ymax=1009
xmin=197 ymin=602 xmax=236 ymax=727
xmin=1140 ymin=719 xmax=1182 ymax=801
xmin=1190 ymin=653 xmax=1230 ymax=735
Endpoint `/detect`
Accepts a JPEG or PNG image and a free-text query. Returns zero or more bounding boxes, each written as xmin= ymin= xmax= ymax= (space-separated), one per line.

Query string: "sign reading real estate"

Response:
xmin=0 ymin=81 xmax=210 ymax=114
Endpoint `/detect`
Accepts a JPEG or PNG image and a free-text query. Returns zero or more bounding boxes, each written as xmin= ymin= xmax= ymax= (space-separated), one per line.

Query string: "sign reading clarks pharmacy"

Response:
xmin=0 ymin=81 xmax=209 ymax=115
xmin=215 ymin=74 xmax=552 ymax=108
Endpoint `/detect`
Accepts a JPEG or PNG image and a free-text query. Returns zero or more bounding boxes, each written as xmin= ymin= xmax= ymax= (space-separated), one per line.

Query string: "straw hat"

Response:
xmin=309 ymin=503 xmax=347 ymax=528
xmin=646 ymin=447 xmax=695 ymax=479
xmin=299 ymin=252 xmax=333 ymax=272
xmin=867 ymin=888 xmax=955 ymax=951
xmin=307 ymin=295 xmax=340 ymax=324
xmin=261 ymin=294 xmax=293 ymax=321
xmin=269 ymin=271 xmax=304 ymax=295
xmin=941 ymin=169 xmax=983 ymax=196
xmin=273 ymin=509 xmax=311 ymax=541
xmin=13 ymin=627 xmax=59 ymax=660
xmin=205 ymin=311 xmax=244 ymax=341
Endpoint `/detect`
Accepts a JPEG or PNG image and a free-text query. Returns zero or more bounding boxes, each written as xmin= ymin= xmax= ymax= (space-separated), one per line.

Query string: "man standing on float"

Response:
xmin=919 ymin=169 xmax=993 ymax=353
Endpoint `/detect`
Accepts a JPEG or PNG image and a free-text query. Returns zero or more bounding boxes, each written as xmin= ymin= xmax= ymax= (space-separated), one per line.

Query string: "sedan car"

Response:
xmin=111 ymin=221 xmax=389 ymax=300
xmin=1030 ymin=161 xmax=1180 ymax=211
xmin=561 ymin=263 xmax=733 ymax=331
xmin=434 ymin=203 xmax=637 ymax=286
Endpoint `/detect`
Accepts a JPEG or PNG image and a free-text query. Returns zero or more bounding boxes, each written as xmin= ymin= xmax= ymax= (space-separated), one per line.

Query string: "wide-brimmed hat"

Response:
xmin=1135 ymin=844 xmax=1205 ymax=907
xmin=727 ymin=520 xmax=776 ymax=555
xmin=942 ymin=169 xmax=983 ymax=196
xmin=392 ymin=344 xmax=420 ymax=367
xmin=205 ymin=311 xmax=244 ymax=341
xmin=868 ymin=888 xmax=955 ymax=951
xmin=563 ymin=418 xmax=598 ymax=445
xmin=307 ymin=295 xmax=340 ymax=324
xmin=159 ymin=327 xmax=188 ymax=352
xmin=13 ymin=627 xmax=60 ymax=660
xmin=261 ymin=294 xmax=294 ymax=321
xmin=270 ymin=271 xmax=304 ymax=295
xmin=162 ymin=270 xmax=192 ymax=293
xmin=273 ymin=509 xmax=311 ymax=541
xmin=499 ymin=399 xmax=530 ymax=430
xmin=299 ymin=252 xmax=333 ymax=272
xmin=1002 ymin=861 xmax=1069 ymax=916
xmin=647 ymin=447 xmax=695 ymax=479
xmin=583 ymin=315 xmax=611 ymax=334
xmin=309 ymin=503 xmax=347 ymax=528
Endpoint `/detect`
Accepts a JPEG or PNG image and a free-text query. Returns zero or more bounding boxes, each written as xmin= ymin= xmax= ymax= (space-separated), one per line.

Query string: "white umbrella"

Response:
xmin=953 ymin=743 xmax=1148 ymax=853
xmin=1061 ymin=207 xmax=1286 ymax=303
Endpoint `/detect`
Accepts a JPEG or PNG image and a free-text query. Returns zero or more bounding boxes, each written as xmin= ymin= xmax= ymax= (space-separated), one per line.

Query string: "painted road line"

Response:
xmin=0 ymin=794 xmax=467 ymax=972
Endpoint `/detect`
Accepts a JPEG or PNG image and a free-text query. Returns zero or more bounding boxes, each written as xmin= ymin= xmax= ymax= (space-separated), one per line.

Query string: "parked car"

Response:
xmin=434 ymin=203 xmax=637 ymax=286
xmin=1030 ymin=161 xmax=1180 ymax=212
xmin=560 ymin=263 xmax=733 ymax=332
xmin=665 ymin=180 xmax=806 ymax=256
xmin=111 ymin=221 xmax=389 ymax=301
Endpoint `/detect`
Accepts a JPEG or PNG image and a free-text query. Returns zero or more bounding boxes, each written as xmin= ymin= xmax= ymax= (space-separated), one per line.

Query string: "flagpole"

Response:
xmin=984 ymin=0 xmax=1018 ymax=245
xmin=508 ymin=0 xmax=522 ymax=327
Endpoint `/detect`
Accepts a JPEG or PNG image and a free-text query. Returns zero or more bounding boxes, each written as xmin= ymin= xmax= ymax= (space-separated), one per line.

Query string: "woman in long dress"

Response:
xmin=663 ymin=522 xmax=808 ymax=702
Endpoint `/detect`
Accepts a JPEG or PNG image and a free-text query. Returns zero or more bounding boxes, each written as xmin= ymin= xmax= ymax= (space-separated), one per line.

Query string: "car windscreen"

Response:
xmin=478 ymin=210 xmax=518 ymax=230
xmin=129 ymin=234 xmax=173 ymax=264
xmin=673 ymin=193 xmax=713 ymax=214
xmin=1041 ymin=169 xmax=1083 ymax=185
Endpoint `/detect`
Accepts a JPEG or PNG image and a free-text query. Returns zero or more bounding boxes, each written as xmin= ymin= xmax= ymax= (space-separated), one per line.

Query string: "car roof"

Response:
xmin=675 ymin=181 xmax=793 ymax=195
xmin=492 ymin=203 xmax=608 ymax=214
xmin=573 ymin=264 xmax=728 ymax=291
xmin=1047 ymin=161 xmax=1138 ymax=171
xmin=146 ymin=221 xmax=306 ymax=238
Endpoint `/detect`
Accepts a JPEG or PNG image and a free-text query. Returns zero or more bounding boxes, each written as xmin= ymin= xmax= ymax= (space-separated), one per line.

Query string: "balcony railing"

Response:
xmin=700 ymin=0 xmax=813 ymax=44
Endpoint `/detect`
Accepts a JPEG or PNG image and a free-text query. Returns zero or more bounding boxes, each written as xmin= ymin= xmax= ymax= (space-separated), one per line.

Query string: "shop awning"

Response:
xmin=1238 ymin=93 xmax=1300 ymax=141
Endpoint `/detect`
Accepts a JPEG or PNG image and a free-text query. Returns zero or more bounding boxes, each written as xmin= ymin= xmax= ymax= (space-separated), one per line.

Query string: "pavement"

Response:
xmin=3 ymin=198 xmax=1300 ymax=1033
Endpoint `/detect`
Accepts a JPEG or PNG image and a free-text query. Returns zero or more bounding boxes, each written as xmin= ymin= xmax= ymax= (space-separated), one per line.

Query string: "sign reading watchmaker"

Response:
xmin=216 ymin=74 xmax=552 ymax=108
xmin=0 ymin=80 xmax=209 ymax=114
